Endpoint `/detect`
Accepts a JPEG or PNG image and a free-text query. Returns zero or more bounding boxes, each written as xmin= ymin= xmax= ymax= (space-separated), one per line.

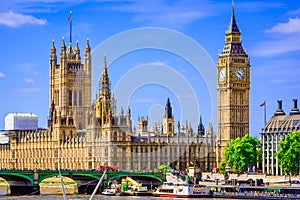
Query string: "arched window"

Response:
xmin=78 ymin=122 xmax=82 ymax=130
xmin=68 ymin=90 xmax=72 ymax=106
xmin=122 ymin=132 xmax=126 ymax=141
xmin=73 ymin=90 xmax=77 ymax=106
xmin=113 ymin=132 xmax=117 ymax=142
xmin=62 ymin=130 xmax=66 ymax=142
xmin=79 ymin=90 xmax=82 ymax=106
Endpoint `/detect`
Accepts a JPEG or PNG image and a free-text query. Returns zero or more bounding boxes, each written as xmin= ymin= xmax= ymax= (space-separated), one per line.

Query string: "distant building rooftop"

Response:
xmin=5 ymin=112 xmax=38 ymax=131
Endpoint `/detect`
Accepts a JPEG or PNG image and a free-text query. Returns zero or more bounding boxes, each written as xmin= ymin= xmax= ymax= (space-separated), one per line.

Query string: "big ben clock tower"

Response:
xmin=217 ymin=4 xmax=250 ymax=164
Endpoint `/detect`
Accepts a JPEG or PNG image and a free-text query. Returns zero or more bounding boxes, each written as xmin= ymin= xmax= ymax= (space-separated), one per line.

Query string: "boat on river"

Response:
xmin=210 ymin=185 xmax=300 ymax=199
xmin=153 ymin=182 xmax=212 ymax=198
xmin=101 ymin=188 xmax=116 ymax=196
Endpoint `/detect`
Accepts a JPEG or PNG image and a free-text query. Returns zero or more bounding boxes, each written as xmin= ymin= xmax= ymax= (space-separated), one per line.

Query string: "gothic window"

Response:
xmin=68 ymin=90 xmax=72 ymax=106
xmin=55 ymin=90 xmax=59 ymax=105
xmin=104 ymin=148 xmax=108 ymax=157
xmin=78 ymin=122 xmax=82 ymax=130
xmin=73 ymin=90 xmax=77 ymax=106
xmin=79 ymin=90 xmax=82 ymax=106
xmin=113 ymin=132 xmax=117 ymax=142
xmin=122 ymin=132 xmax=126 ymax=141
xmin=62 ymin=130 xmax=66 ymax=142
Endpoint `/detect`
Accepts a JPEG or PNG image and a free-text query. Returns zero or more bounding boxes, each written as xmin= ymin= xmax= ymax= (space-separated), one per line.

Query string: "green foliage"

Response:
xmin=157 ymin=165 xmax=171 ymax=172
xmin=276 ymin=131 xmax=300 ymax=175
xmin=219 ymin=161 xmax=226 ymax=174
xmin=222 ymin=134 xmax=259 ymax=173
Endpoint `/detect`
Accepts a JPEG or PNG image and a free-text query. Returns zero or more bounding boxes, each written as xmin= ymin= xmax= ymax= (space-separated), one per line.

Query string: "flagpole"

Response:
xmin=264 ymin=101 xmax=267 ymax=126
xmin=69 ymin=10 xmax=72 ymax=44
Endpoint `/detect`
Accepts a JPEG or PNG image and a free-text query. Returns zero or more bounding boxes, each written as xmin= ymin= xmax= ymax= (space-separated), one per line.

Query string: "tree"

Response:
xmin=157 ymin=165 xmax=171 ymax=172
xmin=222 ymin=134 xmax=260 ymax=173
xmin=219 ymin=161 xmax=226 ymax=174
xmin=276 ymin=131 xmax=300 ymax=175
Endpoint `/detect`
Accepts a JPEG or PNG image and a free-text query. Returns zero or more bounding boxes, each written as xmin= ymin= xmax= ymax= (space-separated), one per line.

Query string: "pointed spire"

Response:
xmin=67 ymin=42 xmax=73 ymax=55
xmin=85 ymin=38 xmax=90 ymax=52
xmin=165 ymin=98 xmax=172 ymax=118
xmin=61 ymin=37 xmax=66 ymax=51
xmin=227 ymin=1 xmax=240 ymax=34
xmin=104 ymin=53 xmax=107 ymax=69
xmin=102 ymin=53 xmax=108 ymax=78
xmin=74 ymin=40 xmax=80 ymax=59
xmin=99 ymin=54 xmax=111 ymax=94
xmin=127 ymin=106 xmax=131 ymax=116
xmin=120 ymin=107 xmax=124 ymax=115
xmin=198 ymin=115 xmax=205 ymax=136
xmin=51 ymin=39 xmax=56 ymax=53
xmin=75 ymin=40 xmax=80 ymax=53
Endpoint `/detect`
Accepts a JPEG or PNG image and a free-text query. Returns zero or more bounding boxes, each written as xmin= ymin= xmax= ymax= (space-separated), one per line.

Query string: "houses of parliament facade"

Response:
xmin=0 ymin=5 xmax=250 ymax=172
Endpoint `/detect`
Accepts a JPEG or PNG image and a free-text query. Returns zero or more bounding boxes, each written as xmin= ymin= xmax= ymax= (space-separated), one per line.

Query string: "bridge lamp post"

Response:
xmin=9 ymin=160 xmax=13 ymax=169
xmin=34 ymin=161 xmax=38 ymax=170
xmin=134 ymin=163 xmax=137 ymax=172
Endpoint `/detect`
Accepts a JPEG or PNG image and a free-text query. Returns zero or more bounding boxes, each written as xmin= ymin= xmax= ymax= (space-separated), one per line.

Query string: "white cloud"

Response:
xmin=0 ymin=11 xmax=46 ymax=28
xmin=25 ymin=78 xmax=35 ymax=83
xmin=266 ymin=18 xmax=300 ymax=34
xmin=0 ymin=72 xmax=5 ymax=78
xmin=250 ymin=35 xmax=300 ymax=57
xmin=251 ymin=18 xmax=300 ymax=57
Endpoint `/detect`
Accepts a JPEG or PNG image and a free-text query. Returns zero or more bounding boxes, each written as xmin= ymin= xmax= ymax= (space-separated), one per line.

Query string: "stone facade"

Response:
xmin=216 ymin=5 xmax=250 ymax=164
xmin=0 ymin=39 xmax=216 ymax=172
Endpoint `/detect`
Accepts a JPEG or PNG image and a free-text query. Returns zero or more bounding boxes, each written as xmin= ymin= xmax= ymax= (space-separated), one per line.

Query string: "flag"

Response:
xmin=67 ymin=15 xmax=72 ymax=21
xmin=260 ymin=101 xmax=266 ymax=107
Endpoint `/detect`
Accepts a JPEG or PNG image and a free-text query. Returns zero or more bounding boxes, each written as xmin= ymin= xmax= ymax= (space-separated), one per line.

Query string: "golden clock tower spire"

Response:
xmin=217 ymin=3 xmax=250 ymax=164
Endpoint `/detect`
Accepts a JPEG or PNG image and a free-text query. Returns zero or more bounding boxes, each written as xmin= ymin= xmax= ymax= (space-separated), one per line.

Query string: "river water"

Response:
xmin=0 ymin=195 xmax=252 ymax=200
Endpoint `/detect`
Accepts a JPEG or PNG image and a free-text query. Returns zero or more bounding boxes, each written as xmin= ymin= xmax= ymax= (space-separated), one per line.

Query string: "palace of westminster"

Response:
xmin=0 ymin=6 xmax=255 ymax=172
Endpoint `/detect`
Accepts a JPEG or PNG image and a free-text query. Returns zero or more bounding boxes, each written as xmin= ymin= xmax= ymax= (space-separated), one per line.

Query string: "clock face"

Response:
xmin=234 ymin=67 xmax=245 ymax=81
xmin=219 ymin=67 xmax=226 ymax=82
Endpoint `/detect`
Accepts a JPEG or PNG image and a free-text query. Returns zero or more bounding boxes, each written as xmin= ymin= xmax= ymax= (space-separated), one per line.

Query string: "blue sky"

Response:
xmin=0 ymin=0 xmax=299 ymax=138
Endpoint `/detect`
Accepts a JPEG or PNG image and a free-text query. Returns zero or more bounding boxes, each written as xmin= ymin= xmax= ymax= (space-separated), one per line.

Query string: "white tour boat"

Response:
xmin=153 ymin=182 xmax=212 ymax=198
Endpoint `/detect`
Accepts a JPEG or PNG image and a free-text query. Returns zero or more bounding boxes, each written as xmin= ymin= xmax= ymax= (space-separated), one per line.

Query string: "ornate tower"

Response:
xmin=48 ymin=38 xmax=91 ymax=141
xmin=163 ymin=98 xmax=174 ymax=136
xmin=198 ymin=116 xmax=205 ymax=136
xmin=95 ymin=55 xmax=114 ymax=130
xmin=217 ymin=4 xmax=250 ymax=163
xmin=138 ymin=116 xmax=148 ymax=135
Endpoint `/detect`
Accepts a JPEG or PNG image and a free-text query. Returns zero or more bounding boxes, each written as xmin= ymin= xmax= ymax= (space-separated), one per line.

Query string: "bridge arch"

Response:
xmin=0 ymin=173 xmax=33 ymax=185
xmin=38 ymin=173 xmax=100 ymax=184
xmin=0 ymin=173 xmax=34 ymax=195
xmin=107 ymin=173 xmax=163 ymax=184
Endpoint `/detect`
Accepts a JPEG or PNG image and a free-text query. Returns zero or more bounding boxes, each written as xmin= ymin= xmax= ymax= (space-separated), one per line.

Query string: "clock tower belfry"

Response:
xmin=217 ymin=4 xmax=250 ymax=164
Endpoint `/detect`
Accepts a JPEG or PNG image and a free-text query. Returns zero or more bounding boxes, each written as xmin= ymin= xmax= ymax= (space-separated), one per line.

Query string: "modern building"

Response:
xmin=5 ymin=113 xmax=38 ymax=130
xmin=216 ymin=4 xmax=250 ymax=164
xmin=261 ymin=99 xmax=300 ymax=175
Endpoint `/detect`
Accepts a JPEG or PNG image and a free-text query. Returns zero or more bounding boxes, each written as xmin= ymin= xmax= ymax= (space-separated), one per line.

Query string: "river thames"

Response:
xmin=0 ymin=195 xmax=253 ymax=200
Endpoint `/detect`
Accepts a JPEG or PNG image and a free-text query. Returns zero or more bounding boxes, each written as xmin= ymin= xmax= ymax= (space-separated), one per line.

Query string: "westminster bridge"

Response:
xmin=0 ymin=169 xmax=164 ymax=195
